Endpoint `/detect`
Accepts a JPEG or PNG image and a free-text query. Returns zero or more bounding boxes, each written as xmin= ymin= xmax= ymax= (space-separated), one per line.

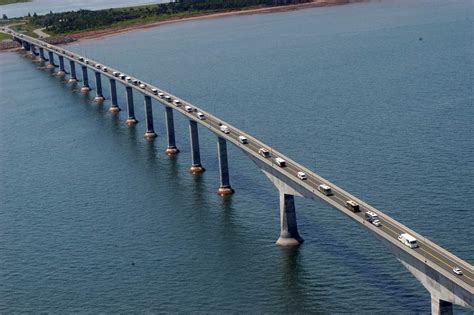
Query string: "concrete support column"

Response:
xmin=217 ymin=136 xmax=234 ymax=195
xmin=143 ymin=95 xmax=157 ymax=139
xmin=28 ymin=43 xmax=35 ymax=57
xmin=108 ymin=78 xmax=120 ymax=113
xmin=125 ymin=86 xmax=137 ymax=125
xmin=189 ymin=120 xmax=205 ymax=173
xmin=39 ymin=47 xmax=47 ymax=61
xmin=68 ymin=60 xmax=77 ymax=83
xmin=57 ymin=55 xmax=65 ymax=76
xmin=94 ymin=71 xmax=104 ymax=102
xmin=165 ymin=107 xmax=179 ymax=155
xmin=431 ymin=296 xmax=453 ymax=315
xmin=80 ymin=65 xmax=90 ymax=93
xmin=47 ymin=51 xmax=55 ymax=69
xmin=276 ymin=193 xmax=304 ymax=246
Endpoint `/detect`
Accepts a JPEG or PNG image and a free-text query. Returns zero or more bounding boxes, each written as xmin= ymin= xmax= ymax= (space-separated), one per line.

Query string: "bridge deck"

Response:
xmin=6 ymin=30 xmax=473 ymax=294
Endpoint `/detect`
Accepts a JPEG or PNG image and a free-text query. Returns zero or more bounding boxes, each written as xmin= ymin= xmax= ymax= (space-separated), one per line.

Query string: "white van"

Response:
xmin=197 ymin=112 xmax=205 ymax=120
xmin=275 ymin=157 xmax=286 ymax=167
xmin=259 ymin=148 xmax=270 ymax=158
xmin=220 ymin=125 xmax=230 ymax=134
xmin=398 ymin=233 xmax=418 ymax=249
xmin=238 ymin=136 xmax=248 ymax=144
xmin=318 ymin=184 xmax=333 ymax=196
xmin=185 ymin=105 xmax=193 ymax=113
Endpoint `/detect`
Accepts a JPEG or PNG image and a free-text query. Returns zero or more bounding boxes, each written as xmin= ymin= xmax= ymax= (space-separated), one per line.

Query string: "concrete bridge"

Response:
xmin=4 ymin=30 xmax=473 ymax=314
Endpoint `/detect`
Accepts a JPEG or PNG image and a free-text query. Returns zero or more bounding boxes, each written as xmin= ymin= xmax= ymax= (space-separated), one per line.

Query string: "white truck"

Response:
xmin=398 ymin=233 xmax=418 ymax=249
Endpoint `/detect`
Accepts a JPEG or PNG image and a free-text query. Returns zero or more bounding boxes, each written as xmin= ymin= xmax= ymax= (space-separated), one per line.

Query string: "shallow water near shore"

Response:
xmin=1 ymin=0 xmax=473 ymax=312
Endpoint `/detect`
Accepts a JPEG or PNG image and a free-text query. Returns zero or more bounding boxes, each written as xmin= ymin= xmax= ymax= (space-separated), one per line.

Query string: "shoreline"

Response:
xmin=66 ymin=0 xmax=365 ymax=43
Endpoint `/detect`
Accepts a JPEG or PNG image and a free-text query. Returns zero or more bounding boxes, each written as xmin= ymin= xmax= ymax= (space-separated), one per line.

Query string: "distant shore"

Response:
xmin=67 ymin=0 xmax=365 ymax=42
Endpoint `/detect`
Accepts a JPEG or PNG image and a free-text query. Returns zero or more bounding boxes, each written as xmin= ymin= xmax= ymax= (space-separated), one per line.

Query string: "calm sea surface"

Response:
xmin=0 ymin=0 xmax=168 ymax=18
xmin=1 ymin=0 xmax=473 ymax=312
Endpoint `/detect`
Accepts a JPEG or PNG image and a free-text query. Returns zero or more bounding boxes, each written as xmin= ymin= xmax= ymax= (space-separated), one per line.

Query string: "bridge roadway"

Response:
xmin=6 ymin=31 xmax=474 ymax=308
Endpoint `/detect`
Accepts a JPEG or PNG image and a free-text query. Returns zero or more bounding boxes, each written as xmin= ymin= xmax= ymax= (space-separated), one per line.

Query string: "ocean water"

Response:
xmin=1 ymin=0 xmax=472 ymax=312
xmin=0 ymin=0 xmax=168 ymax=18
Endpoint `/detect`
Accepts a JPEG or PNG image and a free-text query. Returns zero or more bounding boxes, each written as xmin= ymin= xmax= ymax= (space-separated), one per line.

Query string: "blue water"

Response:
xmin=1 ymin=0 xmax=472 ymax=312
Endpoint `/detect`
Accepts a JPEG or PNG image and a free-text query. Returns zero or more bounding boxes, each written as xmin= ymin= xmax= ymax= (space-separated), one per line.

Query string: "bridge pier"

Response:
xmin=80 ymin=65 xmax=90 ymax=92
xmin=189 ymin=120 xmax=205 ymax=173
xmin=276 ymin=193 xmax=304 ymax=246
xmin=39 ymin=47 xmax=47 ymax=61
xmin=68 ymin=60 xmax=77 ymax=83
xmin=57 ymin=55 xmax=66 ymax=76
xmin=108 ymin=78 xmax=120 ymax=113
xmin=431 ymin=295 xmax=453 ymax=315
xmin=28 ymin=43 xmax=35 ymax=58
xmin=125 ymin=87 xmax=138 ymax=125
xmin=94 ymin=72 xmax=104 ymax=102
xmin=143 ymin=95 xmax=157 ymax=139
xmin=165 ymin=107 xmax=179 ymax=155
xmin=47 ymin=51 xmax=55 ymax=69
xmin=217 ymin=137 xmax=234 ymax=195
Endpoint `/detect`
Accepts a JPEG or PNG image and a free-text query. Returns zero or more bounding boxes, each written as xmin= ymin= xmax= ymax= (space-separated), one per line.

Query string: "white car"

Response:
xmin=158 ymin=92 xmax=164 ymax=98
xmin=238 ymin=136 xmax=248 ymax=144
xmin=453 ymin=267 xmax=463 ymax=275
xmin=125 ymin=76 xmax=131 ymax=82
xmin=164 ymin=95 xmax=172 ymax=102
xmin=102 ymin=67 xmax=108 ymax=72
xmin=220 ymin=125 xmax=230 ymax=134
xmin=197 ymin=112 xmax=205 ymax=120
xmin=151 ymin=88 xmax=158 ymax=95
xmin=139 ymin=83 xmax=146 ymax=89
xmin=297 ymin=171 xmax=307 ymax=180
xmin=173 ymin=100 xmax=181 ymax=106
xmin=184 ymin=105 xmax=193 ymax=113
xmin=95 ymin=64 xmax=101 ymax=69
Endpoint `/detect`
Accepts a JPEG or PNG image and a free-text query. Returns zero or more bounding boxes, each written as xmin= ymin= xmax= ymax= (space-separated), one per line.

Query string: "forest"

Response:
xmin=29 ymin=0 xmax=311 ymax=34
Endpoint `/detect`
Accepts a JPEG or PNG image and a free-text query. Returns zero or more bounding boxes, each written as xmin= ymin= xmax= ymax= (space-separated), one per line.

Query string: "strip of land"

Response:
xmin=1 ymin=0 xmax=365 ymax=50
xmin=0 ymin=0 xmax=30 ymax=5
xmin=70 ymin=0 xmax=363 ymax=41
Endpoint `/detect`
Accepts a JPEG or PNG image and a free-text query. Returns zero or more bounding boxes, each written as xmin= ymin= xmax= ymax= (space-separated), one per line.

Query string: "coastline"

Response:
xmin=66 ymin=0 xmax=365 ymax=43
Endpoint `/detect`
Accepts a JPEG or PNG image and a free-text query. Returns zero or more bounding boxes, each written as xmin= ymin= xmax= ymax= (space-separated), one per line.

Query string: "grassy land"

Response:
xmin=0 ymin=32 xmax=12 ymax=40
xmin=0 ymin=0 xmax=31 ymax=5
xmin=10 ymin=22 xmax=38 ymax=38
xmin=47 ymin=9 xmax=221 ymax=36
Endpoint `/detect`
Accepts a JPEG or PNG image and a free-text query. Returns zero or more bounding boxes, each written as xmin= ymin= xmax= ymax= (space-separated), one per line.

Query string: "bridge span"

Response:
xmin=4 ymin=29 xmax=473 ymax=314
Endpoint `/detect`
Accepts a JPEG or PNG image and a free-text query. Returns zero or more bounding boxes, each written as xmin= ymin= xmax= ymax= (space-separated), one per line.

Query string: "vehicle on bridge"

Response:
xmin=173 ymin=100 xmax=181 ymax=106
xmin=453 ymin=267 xmax=463 ymax=275
xmin=398 ymin=233 xmax=419 ymax=249
xmin=259 ymin=148 xmax=270 ymax=158
xmin=220 ymin=125 xmax=230 ymax=134
xmin=238 ymin=136 xmax=248 ymax=144
xmin=152 ymin=88 xmax=158 ymax=95
xmin=297 ymin=171 xmax=307 ymax=180
xmin=365 ymin=211 xmax=381 ymax=227
xmin=318 ymin=184 xmax=333 ymax=196
xmin=345 ymin=200 xmax=360 ymax=212
xmin=275 ymin=157 xmax=286 ymax=167
xmin=185 ymin=105 xmax=193 ymax=113
xmin=197 ymin=112 xmax=205 ymax=120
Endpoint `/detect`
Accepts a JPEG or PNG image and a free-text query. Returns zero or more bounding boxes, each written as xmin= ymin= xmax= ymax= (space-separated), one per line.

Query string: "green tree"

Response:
xmin=2 ymin=14 xmax=8 ymax=20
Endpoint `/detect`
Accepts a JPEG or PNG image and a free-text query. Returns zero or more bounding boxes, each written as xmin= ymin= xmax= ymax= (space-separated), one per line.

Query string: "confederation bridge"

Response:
xmin=5 ymin=30 xmax=473 ymax=314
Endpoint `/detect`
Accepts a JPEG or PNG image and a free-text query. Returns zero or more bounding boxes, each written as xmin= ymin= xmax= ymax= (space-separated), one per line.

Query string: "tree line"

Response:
xmin=29 ymin=0 xmax=311 ymax=33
